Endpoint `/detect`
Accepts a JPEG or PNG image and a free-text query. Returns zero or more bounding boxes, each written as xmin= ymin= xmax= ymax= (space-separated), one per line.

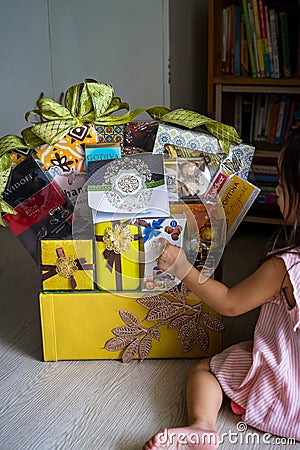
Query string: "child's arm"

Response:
xmin=157 ymin=242 xmax=291 ymax=317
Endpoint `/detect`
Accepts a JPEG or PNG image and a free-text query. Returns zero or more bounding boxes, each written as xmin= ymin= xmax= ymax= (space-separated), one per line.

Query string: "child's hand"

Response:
xmin=157 ymin=240 xmax=192 ymax=280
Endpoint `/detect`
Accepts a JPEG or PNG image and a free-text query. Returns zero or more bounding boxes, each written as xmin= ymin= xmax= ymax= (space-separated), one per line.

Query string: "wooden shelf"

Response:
xmin=213 ymin=76 xmax=300 ymax=86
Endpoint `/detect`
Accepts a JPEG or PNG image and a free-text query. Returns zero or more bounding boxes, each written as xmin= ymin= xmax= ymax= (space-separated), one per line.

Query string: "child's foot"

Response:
xmin=143 ymin=426 xmax=220 ymax=450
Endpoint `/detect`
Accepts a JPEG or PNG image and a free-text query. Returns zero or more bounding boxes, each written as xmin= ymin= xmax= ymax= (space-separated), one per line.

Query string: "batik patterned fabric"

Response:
xmin=34 ymin=125 xmax=98 ymax=175
xmin=95 ymin=125 xmax=124 ymax=145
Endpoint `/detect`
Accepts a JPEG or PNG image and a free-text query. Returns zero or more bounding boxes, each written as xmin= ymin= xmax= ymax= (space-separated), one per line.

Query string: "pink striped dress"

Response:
xmin=210 ymin=251 xmax=300 ymax=440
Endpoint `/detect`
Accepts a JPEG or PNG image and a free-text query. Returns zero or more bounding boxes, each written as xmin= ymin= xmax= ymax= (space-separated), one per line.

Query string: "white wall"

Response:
xmin=0 ymin=0 xmax=52 ymax=136
xmin=0 ymin=0 xmax=209 ymax=138
xmin=0 ymin=0 xmax=170 ymax=137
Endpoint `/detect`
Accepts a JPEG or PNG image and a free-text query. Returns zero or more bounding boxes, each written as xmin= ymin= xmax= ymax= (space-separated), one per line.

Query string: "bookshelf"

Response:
xmin=208 ymin=0 xmax=300 ymax=224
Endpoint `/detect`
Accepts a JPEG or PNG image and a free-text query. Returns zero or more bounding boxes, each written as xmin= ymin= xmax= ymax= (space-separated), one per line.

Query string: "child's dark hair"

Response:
xmin=266 ymin=128 xmax=300 ymax=258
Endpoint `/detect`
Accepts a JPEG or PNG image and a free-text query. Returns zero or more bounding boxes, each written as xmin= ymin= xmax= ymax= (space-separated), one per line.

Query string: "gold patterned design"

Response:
xmin=104 ymin=284 xmax=224 ymax=362
xmin=55 ymin=256 xmax=78 ymax=279
xmin=103 ymin=224 xmax=133 ymax=254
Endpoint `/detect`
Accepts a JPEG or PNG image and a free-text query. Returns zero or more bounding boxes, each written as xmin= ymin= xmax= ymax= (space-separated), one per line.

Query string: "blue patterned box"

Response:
xmin=94 ymin=125 xmax=124 ymax=145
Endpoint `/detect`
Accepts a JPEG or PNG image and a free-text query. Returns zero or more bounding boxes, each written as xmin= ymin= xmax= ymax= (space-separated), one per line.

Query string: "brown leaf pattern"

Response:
xmin=122 ymin=337 xmax=140 ymax=363
xmin=149 ymin=328 xmax=161 ymax=340
xmin=119 ymin=310 xmax=140 ymax=327
xmin=112 ymin=326 xmax=141 ymax=336
xmin=168 ymin=314 xmax=191 ymax=330
xmin=146 ymin=303 xmax=180 ymax=321
xmin=167 ymin=285 xmax=185 ymax=303
xmin=104 ymin=335 xmax=134 ymax=352
xmin=202 ymin=313 xmax=224 ymax=332
xmin=139 ymin=335 xmax=152 ymax=360
xmin=104 ymin=283 xmax=223 ymax=362
xmin=137 ymin=294 xmax=168 ymax=309
xmin=178 ymin=321 xmax=198 ymax=353
xmin=195 ymin=325 xmax=209 ymax=351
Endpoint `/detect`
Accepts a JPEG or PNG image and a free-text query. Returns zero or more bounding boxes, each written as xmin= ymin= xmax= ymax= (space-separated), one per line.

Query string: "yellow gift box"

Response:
xmin=39 ymin=287 xmax=223 ymax=362
xmin=40 ymin=239 xmax=95 ymax=291
xmin=94 ymin=221 xmax=142 ymax=291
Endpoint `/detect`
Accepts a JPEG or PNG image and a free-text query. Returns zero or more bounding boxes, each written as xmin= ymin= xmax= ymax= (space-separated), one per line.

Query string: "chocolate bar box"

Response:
xmin=2 ymin=156 xmax=73 ymax=262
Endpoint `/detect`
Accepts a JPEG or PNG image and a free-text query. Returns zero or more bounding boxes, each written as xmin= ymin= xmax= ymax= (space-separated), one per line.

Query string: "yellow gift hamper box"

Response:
xmin=39 ymin=287 xmax=223 ymax=362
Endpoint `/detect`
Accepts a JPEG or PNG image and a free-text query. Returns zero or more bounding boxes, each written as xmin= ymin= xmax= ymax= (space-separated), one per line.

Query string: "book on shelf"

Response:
xmin=234 ymin=93 xmax=243 ymax=135
xmin=269 ymin=9 xmax=281 ymax=78
xmin=268 ymin=96 xmax=281 ymax=144
xmin=284 ymin=100 xmax=297 ymax=140
xmin=297 ymin=4 xmax=300 ymax=77
xmin=258 ymin=0 xmax=271 ymax=77
xmin=279 ymin=97 xmax=291 ymax=143
xmin=251 ymin=173 xmax=278 ymax=184
xmin=221 ymin=1 xmax=298 ymax=79
xmin=265 ymin=4 xmax=274 ymax=76
xmin=222 ymin=8 xmax=228 ymax=75
xmin=248 ymin=1 xmax=261 ymax=77
xmin=235 ymin=93 xmax=298 ymax=146
xmin=241 ymin=0 xmax=257 ymax=77
xmin=279 ymin=11 xmax=291 ymax=78
xmin=256 ymin=193 xmax=278 ymax=205
xmin=274 ymin=95 xmax=287 ymax=144
xmin=252 ymin=0 xmax=265 ymax=76
xmin=241 ymin=93 xmax=253 ymax=142
xmin=251 ymin=163 xmax=278 ymax=175
xmin=230 ymin=4 xmax=235 ymax=74
xmin=240 ymin=15 xmax=250 ymax=74
xmin=234 ymin=4 xmax=241 ymax=75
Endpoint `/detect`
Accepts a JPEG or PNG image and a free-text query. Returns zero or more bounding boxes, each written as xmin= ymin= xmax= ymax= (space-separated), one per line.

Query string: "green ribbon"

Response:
xmin=23 ymin=79 xmax=170 ymax=147
xmin=22 ymin=79 xmax=240 ymax=153
xmin=0 ymin=135 xmax=30 ymax=224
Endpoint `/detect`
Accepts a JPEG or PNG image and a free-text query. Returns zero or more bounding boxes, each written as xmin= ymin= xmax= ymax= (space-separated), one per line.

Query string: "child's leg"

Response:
xmin=143 ymin=358 xmax=222 ymax=450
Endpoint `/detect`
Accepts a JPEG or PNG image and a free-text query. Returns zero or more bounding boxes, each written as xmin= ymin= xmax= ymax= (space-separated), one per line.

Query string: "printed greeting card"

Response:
xmin=87 ymin=153 xmax=170 ymax=223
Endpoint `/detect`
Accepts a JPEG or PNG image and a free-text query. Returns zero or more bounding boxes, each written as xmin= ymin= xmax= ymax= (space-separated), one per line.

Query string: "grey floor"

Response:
xmin=0 ymin=223 xmax=299 ymax=450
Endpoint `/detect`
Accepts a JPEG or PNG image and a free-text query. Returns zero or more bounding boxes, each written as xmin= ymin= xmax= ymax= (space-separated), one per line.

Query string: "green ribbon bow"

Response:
xmin=23 ymin=79 xmax=169 ymax=147
xmin=0 ymin=135 xmax=30 ymax=224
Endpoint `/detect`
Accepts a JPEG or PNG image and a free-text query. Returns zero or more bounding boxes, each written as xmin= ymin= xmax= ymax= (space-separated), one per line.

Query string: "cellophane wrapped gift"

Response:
xmin=130 ymin=216 xmax=187 ymax=291
xmin=153 ymin=122 xmax=255 ymax=180
xmin=40 ymin=239 xmax=94 ymax=291
xmin=2 ymin=84 xmax=260 ymax=363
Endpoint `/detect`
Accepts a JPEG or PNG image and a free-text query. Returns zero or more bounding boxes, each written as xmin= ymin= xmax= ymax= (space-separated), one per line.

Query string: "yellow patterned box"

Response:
xmin=39 ymin=286 xmax=223 ymax=361
xmin=35 ymin=125 xmax=98 ymax=174
xmin=40 ymin=239 xmax=95 ymax=291
xmin=94 ymin=221 xmax=142 ymax=291
xmin=34 ymin=124 xmax=98 ymax=205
